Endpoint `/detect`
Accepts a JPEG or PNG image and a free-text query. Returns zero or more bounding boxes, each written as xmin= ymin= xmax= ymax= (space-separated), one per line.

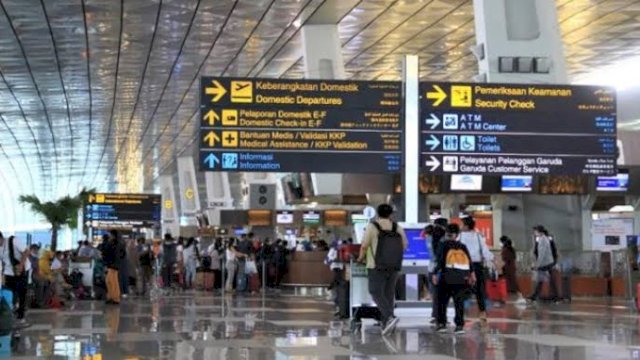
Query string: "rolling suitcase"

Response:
xmin=195 ymin=272 xmax=205 ymax=290
xmin=248 ymin=273 xmax=260 ymax=293
xmin=485 ymin=278 xmax=508 ymax=303
xmin=336 ymin=281 xmax=350 ymax=319
xmin=0 ymin=289 xmax=13 ymax=336
xmin=204 ymin=271 xmax=215 ymax=291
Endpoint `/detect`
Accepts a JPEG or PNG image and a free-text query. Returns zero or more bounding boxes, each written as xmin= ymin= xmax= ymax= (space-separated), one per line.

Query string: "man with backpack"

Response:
xmin=357 ymin=204 xmax=407 ymax=336
xmin=433 ymin=224 xmax=476 ymax=335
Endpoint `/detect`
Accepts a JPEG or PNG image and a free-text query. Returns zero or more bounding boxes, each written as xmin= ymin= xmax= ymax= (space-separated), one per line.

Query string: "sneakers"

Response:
xmin=382 ymin=317 xmax=399 ymax=336
xmin=429 ymin=318 xmax=437 ymax=325
xmin=454 ymin=326 xmax=465 ymax=335
xmin=13 ymin=319 xmax=30 ymax=330
xmin=436 ymin=324 xmax=448 ymax=333
xmin=515 ymin=294 xmax=528 ymax=305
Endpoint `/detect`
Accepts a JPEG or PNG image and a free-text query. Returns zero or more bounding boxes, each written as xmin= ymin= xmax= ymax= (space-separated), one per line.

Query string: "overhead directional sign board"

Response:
xmin=419 ymin=82 xmax=617 ymax=175
xmin=84 ymin=193 xmax=162 ymax=225
xmin=199 ymin=77 xmax=402 ymax=173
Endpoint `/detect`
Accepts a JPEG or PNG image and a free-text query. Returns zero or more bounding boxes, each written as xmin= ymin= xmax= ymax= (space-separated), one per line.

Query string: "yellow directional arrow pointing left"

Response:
xmin=205 ymin=80 xmax=227 ymax=102
xmin=202 ymin=109 xmax=220 ymax=125
xmin=204 ymin=131 xmax=221 ymax=147
xmin=426 ymin=85 xmax=447 ymax=107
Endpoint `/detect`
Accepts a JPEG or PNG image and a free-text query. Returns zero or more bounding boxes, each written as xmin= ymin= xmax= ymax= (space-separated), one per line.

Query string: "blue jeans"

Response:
xmin=184 ymin=262 xmax=196 ymax=288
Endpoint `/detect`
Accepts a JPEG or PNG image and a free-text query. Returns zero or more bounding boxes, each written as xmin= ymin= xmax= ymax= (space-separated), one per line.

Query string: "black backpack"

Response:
xmin=371 ymin=222 xmax=404 ymax=271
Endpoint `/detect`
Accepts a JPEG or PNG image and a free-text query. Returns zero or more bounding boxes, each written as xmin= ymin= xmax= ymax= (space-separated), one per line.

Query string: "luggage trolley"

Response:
xmin=348 ymin=259 xmax=381 ymax=332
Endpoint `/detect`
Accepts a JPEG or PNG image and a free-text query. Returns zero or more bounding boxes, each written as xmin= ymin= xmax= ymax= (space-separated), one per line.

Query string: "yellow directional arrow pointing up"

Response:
xmin=202 ymin=109 xmax=220 ymax=125
xmin=426 ymin=85 xmax=447 ymax=107
xmin=204 ymin=131 xmax=221 ymax=147
xmin=205 ymin=80 xmax=227 ymax=102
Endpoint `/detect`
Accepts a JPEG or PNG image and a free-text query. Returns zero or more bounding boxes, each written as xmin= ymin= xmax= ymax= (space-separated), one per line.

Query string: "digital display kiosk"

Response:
xmin=398 ymin=222 xmax=429 ymax=309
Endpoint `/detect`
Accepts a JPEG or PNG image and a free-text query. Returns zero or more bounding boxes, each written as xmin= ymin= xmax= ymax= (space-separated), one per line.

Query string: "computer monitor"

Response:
xmin=501 ymin=175 xmax=533 ymax=192
xmin=450 ymin=175 xmax=483 ymax=192
xmin=399 ymin=222 xmax=430 ymax=267
xmin=597 ymin=171 xmax=629 ymax=192
xmin=276 ymin=211 xmax=294 ymax=225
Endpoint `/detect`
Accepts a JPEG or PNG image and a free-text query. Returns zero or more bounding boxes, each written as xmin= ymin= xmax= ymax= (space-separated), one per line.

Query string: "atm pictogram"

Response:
xmin=222 ymin=109 xmax=238 ymax=126
xmin=231 ymin=81 xmax=253 ymax=103
xmin=222 ymin=131 xmax=238 ymax=147
xmin=451 ymin=86 xmax=472 ymax=108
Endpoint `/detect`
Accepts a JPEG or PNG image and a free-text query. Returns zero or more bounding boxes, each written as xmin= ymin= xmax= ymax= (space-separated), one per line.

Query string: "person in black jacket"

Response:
xmin=432 ymin=224 xmax=476 ymax=335
xmin=429 ymin=218 xmax=448 ymax=324
xmin=102 ymin=230 xmax=122 ymax=305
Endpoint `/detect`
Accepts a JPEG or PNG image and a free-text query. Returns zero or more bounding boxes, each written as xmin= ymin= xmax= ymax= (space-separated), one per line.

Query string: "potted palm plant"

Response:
xmin=18 ymin=188 xmax=95 ymax=251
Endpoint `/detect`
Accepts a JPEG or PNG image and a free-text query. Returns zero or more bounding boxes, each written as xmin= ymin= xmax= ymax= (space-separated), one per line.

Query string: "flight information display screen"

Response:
xmin=84 ymin=193 xmax=161 ymax=224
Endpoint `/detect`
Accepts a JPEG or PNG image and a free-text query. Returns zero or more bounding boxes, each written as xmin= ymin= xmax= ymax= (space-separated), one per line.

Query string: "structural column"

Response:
xmin=473 ymin=0 xmax=571 ymax=244
xmin=581 ymin=195 xmax=596 ymax=251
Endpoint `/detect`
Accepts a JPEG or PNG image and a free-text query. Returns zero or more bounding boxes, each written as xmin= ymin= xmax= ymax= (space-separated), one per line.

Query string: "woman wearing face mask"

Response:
xmin=500 ymin=236 xmax=526 ymax=304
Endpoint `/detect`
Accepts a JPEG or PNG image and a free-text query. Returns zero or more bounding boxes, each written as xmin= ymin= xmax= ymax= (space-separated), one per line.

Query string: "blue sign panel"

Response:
xmin=419 ymin=82 xmax=617 ymax=176
xmin=199 ymin=77 xmax=403 ymax=173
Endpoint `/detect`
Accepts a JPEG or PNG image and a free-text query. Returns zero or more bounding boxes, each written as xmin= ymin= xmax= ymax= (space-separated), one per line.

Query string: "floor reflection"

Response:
xmin=3 ymin=291 xmax=640 ymax=359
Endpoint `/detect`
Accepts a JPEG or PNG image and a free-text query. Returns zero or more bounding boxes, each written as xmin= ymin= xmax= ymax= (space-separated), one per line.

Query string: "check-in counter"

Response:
xmin=517 ymin=275 xmax=608 ymax=298
xmin=283 ymin=251 xmax=333 ymax=287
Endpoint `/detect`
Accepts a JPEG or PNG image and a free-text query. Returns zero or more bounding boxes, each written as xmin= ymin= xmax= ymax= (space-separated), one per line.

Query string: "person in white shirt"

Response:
xmin=459 ymin=217 xmax=494 ymax=323
xmin=0 ymin=233 xmax=31 ymax=325
xmin=225 ymin=238 xmax=246 ymax=293
xmin=182 ymin=238 xmax=199 ymax=289
xmin=208 ymin=240 xmax=222 ymax=289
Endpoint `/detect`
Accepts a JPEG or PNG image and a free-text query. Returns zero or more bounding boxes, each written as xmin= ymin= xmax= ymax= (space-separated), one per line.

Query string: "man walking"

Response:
xmin=357 ymin=204 xmax=407 ymax=336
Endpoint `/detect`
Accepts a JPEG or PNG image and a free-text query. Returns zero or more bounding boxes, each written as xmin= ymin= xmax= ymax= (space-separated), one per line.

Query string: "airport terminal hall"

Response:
xmin=3 ymin=0 xmax=640 ymax=359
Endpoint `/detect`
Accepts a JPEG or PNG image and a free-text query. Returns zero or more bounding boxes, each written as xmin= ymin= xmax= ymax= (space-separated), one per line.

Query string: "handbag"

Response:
xmin=245 ymin=260 xmax=258 ymax=275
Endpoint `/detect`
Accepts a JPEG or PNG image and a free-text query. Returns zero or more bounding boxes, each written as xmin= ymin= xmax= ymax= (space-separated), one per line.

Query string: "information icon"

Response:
xmin=222 ymin=153 xmax=238 ymax=169
xmin=460 ymin=136 xmax=476 ymax=152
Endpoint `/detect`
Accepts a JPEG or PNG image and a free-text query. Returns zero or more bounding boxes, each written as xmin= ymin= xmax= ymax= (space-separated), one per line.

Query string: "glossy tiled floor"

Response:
xmin=4 ymin=290 xmax=640 ymax=359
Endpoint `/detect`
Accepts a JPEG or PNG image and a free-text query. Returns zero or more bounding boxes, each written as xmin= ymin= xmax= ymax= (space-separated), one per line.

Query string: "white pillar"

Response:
xmin=440 ymin=195 xmax=457 ymax=220
xmin=491 ymin=195 xmax=506 ymax=249
xmin=159 ymin=175 xmax=180 ymax=237
xmin=204 ymin=172 xmax=234 ymax=227
xmin=403 ymin=55 xmax=420 ymax=224
xmin=301 ymin=25 xmax=346 ymax=79
xmin=473 ymin=0 xmax=567 ymax=83
xmin=301 ymin=24 xmax=346 ymax=197
xmin=581 ymin=195 xmax=596 ymax=251
xmin=626 ymin=196 xmax=640 ymax=234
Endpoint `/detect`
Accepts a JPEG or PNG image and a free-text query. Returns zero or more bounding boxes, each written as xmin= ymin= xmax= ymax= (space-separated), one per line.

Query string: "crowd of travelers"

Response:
xmin=0 ymin=206 xmax=563 ymax=334
xmin=0 ymin=230 xmax=292 ymax=330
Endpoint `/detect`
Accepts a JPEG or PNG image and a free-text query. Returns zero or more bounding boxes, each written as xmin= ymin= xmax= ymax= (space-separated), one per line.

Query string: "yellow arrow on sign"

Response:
xmin=426 ymin=85 xmax=447 ymax=107
xmin=204 ymin=131 xmax=221 ymax=147
xmin=202 ymin=109 xmax=220 ymax=125
xmin=205 ymin=80 xmax=227 ymax=102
